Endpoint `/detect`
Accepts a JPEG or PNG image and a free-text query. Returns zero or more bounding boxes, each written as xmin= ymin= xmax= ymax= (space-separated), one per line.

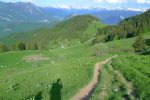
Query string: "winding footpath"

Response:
xmin=71 ymin=56 xmax=117 ymax=100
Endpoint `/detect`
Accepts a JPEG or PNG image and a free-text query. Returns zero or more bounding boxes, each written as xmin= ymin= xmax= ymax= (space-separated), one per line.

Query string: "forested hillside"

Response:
xmin=93 ymin=9 xmax=150 ymax=43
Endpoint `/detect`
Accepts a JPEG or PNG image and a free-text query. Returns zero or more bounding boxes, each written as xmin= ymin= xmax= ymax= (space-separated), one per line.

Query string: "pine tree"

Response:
xmin=18 ymin=42 xmax=26 ymax=50
xmin=0 ymin=44 xmax=8 ymax=53
xmin=31 ymin=42 xmax=38 ymax=50
xmin=133 ymin=34 xmax=145 ymax=53
xmin=12 ymin=41 xmax=26 ymax=51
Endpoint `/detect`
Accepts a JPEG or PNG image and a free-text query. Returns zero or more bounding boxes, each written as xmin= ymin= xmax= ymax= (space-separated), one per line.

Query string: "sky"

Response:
xmin=1 ymin=0 xmax=150 ymax=9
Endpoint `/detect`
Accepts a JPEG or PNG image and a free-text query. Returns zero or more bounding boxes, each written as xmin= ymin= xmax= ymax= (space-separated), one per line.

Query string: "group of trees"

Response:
xmin=0 ymin=41 xmax=39 ymax=53
xmin=93 ymin=9 xmax=150 ymax=43
xmin=133 ymin=34 xmax=150 ymax=54
xmin=0 ymin=44 xmax=8 ymax=53
xmin=12 ymin=41 xmax=26 ymax=51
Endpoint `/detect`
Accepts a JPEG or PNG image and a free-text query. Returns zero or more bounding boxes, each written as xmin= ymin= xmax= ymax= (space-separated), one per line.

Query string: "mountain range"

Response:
xmin=0 ymin=1 xmax=142 ymax=37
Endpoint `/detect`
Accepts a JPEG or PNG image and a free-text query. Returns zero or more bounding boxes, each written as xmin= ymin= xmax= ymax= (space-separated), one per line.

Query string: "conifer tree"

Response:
xmin=133 ymin=34 xmax=145 ymax=53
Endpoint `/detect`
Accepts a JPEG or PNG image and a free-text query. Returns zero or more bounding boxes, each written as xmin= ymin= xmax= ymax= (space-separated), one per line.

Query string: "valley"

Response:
xmin=0 ymin=1 xmax=150 ymax=100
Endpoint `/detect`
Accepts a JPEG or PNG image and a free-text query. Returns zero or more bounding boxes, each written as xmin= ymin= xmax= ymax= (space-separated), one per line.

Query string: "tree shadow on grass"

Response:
xmin=141 ymin=39 xmax=150 ymax=55
xmin=50 ymin=79 xmax=63 ymax=100
xmin=35 ymin=91 xmax=43 ymax=100
xmin=145 ymin=39 xmax=150 ymax=46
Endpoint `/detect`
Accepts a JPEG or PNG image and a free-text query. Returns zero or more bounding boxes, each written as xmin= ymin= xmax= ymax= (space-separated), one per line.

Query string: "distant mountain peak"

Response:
xmin=48 ymin=5 xmax=148 ymax=12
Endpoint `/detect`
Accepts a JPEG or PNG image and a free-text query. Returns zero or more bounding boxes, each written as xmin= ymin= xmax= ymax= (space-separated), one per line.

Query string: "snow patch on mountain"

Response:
xmin=40 ymin=19 xmax=50 ymax=23
xmin=7 ymin=15 xmax=13 ymax=18
xmin=0 ymin=16 xmax=11 ymax=21
xmin=3 ymin=28 xmax=12 ymax=32
xmin=49 ymin=5 xmax=148 ymax=12
xmin=120 ymin=16 xmax=125 ymax=20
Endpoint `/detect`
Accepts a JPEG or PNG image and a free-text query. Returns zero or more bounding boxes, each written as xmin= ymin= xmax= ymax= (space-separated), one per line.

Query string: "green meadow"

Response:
xmin=0 ymin=31 xmax=150 ymax=99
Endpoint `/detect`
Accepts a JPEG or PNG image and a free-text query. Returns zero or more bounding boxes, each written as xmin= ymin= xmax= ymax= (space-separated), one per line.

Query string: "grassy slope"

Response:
xmin=47 ymin=20 xmax=104 ymax=49
xmin=90 ymin=31 xmax=150 ymax=99
xmin=82 ymin=21 xmax=105 ymax=38
xmin=0 ymin=40 xmax=112 ymax=99
xmin=0 ymin=15 xmax=101 ymax=49
xmin=93 ymin=31 xmax=150 ymax=54
xmin=112 ymin=55 xmax=150 ymax=99
xmin=0 ymin=25 xmax=150 ymax=99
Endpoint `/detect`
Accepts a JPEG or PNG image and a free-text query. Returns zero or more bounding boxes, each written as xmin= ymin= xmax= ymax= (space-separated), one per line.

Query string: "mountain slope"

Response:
xmin=0 ymin=15 xmax=102 ymax=49
xmin=93 ymin=10 xmax=141 ymax=24
xmin=0 ymin=1 xmax=68 ymax=37
xmin=0 ymin=1 xmax=67 ymax=22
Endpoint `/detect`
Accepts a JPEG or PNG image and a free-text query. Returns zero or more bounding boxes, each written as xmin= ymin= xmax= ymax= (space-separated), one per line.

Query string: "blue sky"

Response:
xmin=1 ymin=0 xmax=150 ymax=9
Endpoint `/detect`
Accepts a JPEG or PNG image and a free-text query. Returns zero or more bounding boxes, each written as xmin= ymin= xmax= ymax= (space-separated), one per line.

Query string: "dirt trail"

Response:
xmin=71 ymin=56 xmax=117 ymax=100
xmin=51 ymin=38 xmax=94 ymax=52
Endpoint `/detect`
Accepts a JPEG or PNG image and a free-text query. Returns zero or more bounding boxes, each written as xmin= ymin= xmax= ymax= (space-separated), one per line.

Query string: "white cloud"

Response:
xmin=54 ymin=4 xmax=71 ymax=9
xmin=22 ymin=0 xmax=32 ymax=2
xmin=4 ymin=0 xmax=32 ymax=2
xmin=94 ymin=0 xmax=103 ymax=2
xmin=94 ymin=0 xmax=127 ymax=3
xmin=107 ymin=0 xmax=127 ymax=3
xmin=136 ymin=0 xmax=150 ymax=4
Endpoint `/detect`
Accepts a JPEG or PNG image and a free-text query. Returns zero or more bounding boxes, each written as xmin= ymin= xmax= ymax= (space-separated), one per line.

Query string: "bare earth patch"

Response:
xmin=22 ymin=54 xmax=50 ymax=62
